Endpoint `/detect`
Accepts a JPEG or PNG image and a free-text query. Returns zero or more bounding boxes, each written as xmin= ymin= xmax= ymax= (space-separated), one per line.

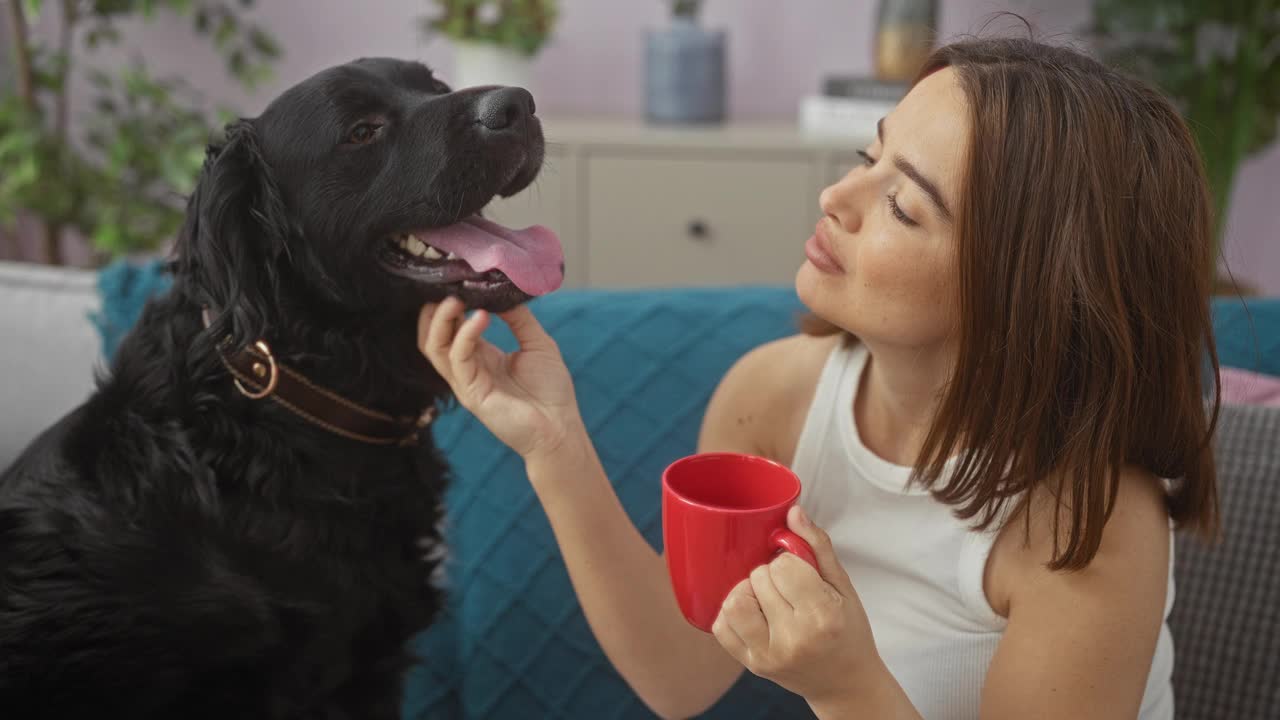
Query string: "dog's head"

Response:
xmin=176 ymin=57 xmax=563 ymax=348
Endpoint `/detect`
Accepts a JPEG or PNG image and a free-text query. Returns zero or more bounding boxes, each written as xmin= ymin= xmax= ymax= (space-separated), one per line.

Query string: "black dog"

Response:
xmin=0 ymin=58 xmax=563 ymax=719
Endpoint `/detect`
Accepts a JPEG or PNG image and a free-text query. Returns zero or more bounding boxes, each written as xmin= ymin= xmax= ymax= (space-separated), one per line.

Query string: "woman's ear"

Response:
xmin=176 ymin=119 xmax=291 ymax=353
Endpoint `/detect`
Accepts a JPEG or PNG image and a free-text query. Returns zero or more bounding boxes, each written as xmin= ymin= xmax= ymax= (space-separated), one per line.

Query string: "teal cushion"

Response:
xmin=91 ymin=258 xmax=1278 ymax=380
xmin=90 ymin=258 xmax=172 ymax=360
xmin=1212 ymin=297 xmax=1280 ymax=378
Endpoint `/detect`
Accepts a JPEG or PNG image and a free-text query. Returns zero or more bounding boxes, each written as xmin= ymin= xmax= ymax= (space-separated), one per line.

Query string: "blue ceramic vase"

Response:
xmin=644 ymin=16 xmax=726 ymax=124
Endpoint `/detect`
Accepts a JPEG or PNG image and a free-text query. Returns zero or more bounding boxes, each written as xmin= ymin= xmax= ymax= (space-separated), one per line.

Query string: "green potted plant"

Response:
xmin=1090 ymin=0 xmax=1279 ymax=290
xmin=424 ymin=0 xmax=558 ymax=92
xmin=1 ymin=0 xmax=280 ymax=267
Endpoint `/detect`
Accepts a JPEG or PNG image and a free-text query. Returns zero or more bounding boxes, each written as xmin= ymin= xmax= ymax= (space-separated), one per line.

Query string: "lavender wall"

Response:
xmin=8 ymin=0 xmax=1277 ymax=291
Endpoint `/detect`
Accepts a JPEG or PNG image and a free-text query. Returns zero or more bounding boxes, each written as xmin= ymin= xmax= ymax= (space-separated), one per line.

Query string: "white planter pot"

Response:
xmin=452 ymin=41 xmax=534 ymax=91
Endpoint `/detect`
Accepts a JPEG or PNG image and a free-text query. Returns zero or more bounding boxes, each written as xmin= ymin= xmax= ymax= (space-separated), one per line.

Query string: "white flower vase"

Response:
xmin=452 ymin=41 xmax=534 ymax=92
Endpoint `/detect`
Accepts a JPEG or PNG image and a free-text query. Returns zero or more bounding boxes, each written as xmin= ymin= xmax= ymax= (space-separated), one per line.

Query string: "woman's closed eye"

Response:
xmin=888 ymin=193 xmax=917 ymax=227
xmin=855 ymin=150 xmax=919 ymax=227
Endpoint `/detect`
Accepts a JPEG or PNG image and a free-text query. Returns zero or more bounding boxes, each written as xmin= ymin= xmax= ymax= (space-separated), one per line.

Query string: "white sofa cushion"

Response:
xmin=0 ymin=261 xmax=104 ymax=469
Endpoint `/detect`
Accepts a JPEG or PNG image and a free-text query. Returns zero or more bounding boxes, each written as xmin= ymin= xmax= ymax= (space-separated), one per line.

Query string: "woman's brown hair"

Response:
xmin=805 ymin=36 xmax=1221 ymax=570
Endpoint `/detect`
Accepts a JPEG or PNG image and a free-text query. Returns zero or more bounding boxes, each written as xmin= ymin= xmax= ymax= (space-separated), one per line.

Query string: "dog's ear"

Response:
xmin=176 ymin=119 xmax=292 ymax=353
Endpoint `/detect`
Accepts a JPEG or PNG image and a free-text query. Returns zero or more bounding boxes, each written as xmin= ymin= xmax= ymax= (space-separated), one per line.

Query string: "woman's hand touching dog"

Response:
xmin=419 ymin=298 xmax=586 ymax=466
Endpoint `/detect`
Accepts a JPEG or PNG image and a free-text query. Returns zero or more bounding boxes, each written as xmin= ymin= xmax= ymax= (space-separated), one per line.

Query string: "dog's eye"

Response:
xmin=347 ymin=123 xmax=383 ymax=145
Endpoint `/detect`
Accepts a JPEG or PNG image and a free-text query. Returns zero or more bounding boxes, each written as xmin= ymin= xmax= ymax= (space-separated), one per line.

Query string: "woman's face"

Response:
xmin=797 ymin=67 xmax=968 ymax=352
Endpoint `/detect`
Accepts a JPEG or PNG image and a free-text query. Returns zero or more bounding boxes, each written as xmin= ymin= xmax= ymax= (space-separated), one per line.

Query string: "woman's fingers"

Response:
xmin=449 ymin=309 xmax=492 ymax=391
xmin=417 ymin=303 xmax=437 ymax=356
xmin=714 ymin=579 xmax=766 ymax=666
xmin=750 ymin=562 xmax=794 ymax=622
xmin=421 ymin=297 xmax=466 ymax=383
xmin=498 ymin=304 xmax=555 ymax=353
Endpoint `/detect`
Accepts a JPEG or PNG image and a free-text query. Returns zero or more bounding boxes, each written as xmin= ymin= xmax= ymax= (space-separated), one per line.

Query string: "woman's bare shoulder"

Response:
xmin=988 ymin=465 xmax=1172 ymax=617
xmin=980 ymin=466 xmax=1175 ymax=717
xmin=728 ymin=333 xmax=843 ymax=396
xmin=698 ymin=333 xmax=845 ymax=464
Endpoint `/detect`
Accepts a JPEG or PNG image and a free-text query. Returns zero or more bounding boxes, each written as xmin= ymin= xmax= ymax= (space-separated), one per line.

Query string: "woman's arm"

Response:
xmin=421 ymin=302 xmax=820 ymax=718
xmin=526 ymin=335 xmax=833 ymax=717
xmin=980 ymin=469 xmax=1173 ymax=719
xmin=524 ymin=445 xmax=741 ymax=719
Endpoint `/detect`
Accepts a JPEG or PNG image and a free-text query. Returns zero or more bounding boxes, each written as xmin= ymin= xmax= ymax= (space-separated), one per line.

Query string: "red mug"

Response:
xmin=662 ymin=452 xmax=818 ymax=632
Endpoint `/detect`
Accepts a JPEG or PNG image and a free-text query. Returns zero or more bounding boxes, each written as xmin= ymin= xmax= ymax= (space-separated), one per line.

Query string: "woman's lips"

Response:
xmin=805 ymin=218 xmax=845 ymax=274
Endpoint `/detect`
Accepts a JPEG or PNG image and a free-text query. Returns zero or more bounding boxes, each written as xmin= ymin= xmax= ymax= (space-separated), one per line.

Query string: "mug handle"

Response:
xmin=770 ymin=528 xmax=818 ymax=570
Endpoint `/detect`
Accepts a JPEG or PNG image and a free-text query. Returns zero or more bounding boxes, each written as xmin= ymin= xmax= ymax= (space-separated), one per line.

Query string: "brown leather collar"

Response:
xmin=202 ymin=308 xmax=435 ymax=447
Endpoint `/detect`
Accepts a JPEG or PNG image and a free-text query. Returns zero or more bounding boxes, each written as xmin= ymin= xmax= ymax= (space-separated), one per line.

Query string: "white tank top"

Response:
xmin=790 ymin=340 xmax=1175 ymax=719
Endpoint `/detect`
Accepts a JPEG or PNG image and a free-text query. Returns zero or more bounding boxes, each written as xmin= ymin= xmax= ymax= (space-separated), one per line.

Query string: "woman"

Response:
xmin=419 ymin=37 xmax=1220 ymax=720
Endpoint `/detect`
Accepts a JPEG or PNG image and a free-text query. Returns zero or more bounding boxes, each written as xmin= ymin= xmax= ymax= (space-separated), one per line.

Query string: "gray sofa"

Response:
xmin=1 ymin=259 xmax=1276 ymax=719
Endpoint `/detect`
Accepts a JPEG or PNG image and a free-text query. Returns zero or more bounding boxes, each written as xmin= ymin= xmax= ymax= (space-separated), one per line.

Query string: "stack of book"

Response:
xmin=798 ymin=75 xmax=907 ymax=138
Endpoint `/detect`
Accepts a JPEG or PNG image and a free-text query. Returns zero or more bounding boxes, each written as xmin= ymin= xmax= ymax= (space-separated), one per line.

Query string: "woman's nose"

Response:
xmin=819 ymin=173 xmax=863 ymax=233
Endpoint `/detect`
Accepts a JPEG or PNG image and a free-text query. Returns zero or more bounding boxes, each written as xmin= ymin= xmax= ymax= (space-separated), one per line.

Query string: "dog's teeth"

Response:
xmin=406 ymin=236 xmax=428 ymax=256
xmin=422 ymin=245 xmax=444 ymax=260
xmin=445 ymin=252 xmax=459 ymax=260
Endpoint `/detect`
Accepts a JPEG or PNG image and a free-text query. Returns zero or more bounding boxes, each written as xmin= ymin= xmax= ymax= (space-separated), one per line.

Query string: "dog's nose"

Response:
xmin=474 ymin=87 xmax=535 ymax=133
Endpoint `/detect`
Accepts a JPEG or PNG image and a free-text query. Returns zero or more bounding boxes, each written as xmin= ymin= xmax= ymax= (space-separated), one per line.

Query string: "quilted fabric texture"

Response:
xmin=403 ymin=286 xmax=817 ymax=719
xmin=1169 ymin=404 xmax=1280 ymax=720
xmin=1212 ymin=297 xmax=1280 ymax=377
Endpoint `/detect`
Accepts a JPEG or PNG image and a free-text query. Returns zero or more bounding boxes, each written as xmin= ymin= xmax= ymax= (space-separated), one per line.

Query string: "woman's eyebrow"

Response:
xmin=879 ymin=117 xmax=954 ymax=224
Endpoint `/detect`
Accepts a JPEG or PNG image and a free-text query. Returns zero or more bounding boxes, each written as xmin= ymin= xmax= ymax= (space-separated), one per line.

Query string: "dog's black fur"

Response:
xmin=0 ymin=58 xmax=546 ymax=718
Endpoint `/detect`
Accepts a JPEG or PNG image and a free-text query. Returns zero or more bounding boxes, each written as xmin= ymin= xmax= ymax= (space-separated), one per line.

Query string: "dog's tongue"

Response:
xmin=418 ymin=216 xmax=564 ymax=296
